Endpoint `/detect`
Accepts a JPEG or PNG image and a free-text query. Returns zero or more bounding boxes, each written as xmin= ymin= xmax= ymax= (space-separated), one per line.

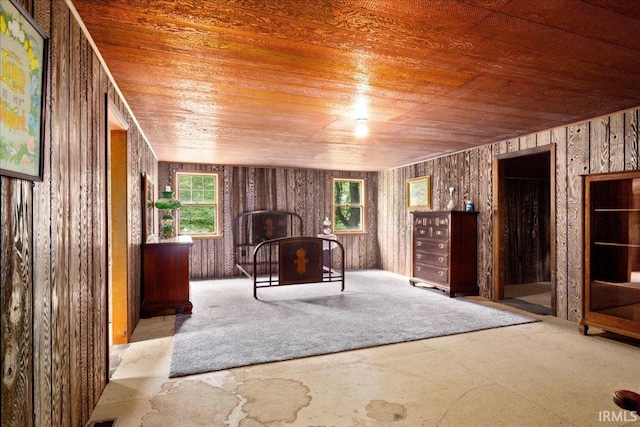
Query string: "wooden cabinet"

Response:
xmin=142 ymin=235 xmax=193 ymax=317
xmin=410 ymin=211 xmax=478 ymax=297
xmin=580 ymin=171 xmax=640 ymax=339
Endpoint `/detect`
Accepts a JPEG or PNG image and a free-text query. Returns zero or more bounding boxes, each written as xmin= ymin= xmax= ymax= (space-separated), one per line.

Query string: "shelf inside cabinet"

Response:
xmin=592 ymin=279 xmax=640 ymax=290
xmin=593 ymin=242 xmax=640 ymax=248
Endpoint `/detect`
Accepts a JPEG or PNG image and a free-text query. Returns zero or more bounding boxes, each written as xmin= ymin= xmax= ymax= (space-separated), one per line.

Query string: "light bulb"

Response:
xmin=354 ymin=118 xmax=368 ymax=138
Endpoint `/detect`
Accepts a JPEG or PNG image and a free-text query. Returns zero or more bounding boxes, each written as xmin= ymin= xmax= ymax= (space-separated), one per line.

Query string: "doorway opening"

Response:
xmin=493 ymin=146 xmax=556 ymax=316
xmin=106 ymin=98 xmax=129 ymax=378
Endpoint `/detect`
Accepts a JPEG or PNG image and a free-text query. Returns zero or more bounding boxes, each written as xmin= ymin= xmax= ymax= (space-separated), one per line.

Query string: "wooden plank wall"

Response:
xmin=157 ymin=163 xmax=378 ymax=278
xmin=379 ymin=107 xmax=639 ymax=322
xmin=1 ymin=1 xmax=157 ymax=426
xmin=1 ymin=179 xmax=33 ymax=426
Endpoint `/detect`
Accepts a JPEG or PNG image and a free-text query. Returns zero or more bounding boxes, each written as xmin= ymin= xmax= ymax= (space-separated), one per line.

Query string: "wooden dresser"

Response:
xmin=141 ymin=235 xmax=193 ymax=317
xmin=410 ymin=211 xmax=478 ymax=297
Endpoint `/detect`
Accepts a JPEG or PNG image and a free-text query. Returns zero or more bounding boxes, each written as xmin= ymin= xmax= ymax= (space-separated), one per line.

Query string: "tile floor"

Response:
xmin=88 ymin=299 xmax=640 ymax=427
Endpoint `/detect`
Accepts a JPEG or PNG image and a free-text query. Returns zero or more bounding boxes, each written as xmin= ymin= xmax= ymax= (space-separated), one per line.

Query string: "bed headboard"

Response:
xmin=233 ymin=210 xmax=303 ymax=247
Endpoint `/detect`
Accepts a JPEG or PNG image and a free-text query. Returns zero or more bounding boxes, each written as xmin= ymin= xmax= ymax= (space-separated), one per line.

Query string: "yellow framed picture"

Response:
xmin=0 ymin=0 xmax=48 ymax=180
xmin=407 ymin=176 xmax=431 ymax=211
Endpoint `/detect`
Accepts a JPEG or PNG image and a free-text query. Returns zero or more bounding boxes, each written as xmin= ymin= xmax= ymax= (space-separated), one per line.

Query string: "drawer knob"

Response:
xmin=439 ymin=257 xmax=444 ymax=263
xmin=436 ymin=230 xmax=442 ymax=235
xmin=416 ymin=266 xmax=422 ymax=271
xmin=419 ymin=229 xmax=425 ymax=234
xmin=417 ymin=241 xmax=422 ymax=247
xmin=438 ymin=243 xmax=444 ymax=249
xmin=438 ymin=271 xmax=444 ymax=277
xmin=416 ymin=254 xmax=422 ymax=259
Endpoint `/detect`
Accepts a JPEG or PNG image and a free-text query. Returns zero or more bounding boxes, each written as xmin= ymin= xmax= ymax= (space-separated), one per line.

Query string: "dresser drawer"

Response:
xmin=414 ymin=215 xmax=450 ymax=228
xmin=415 ymin=250 xmax=448 ymax=267
xmin=415 ymin=226 xmax=449 ymax=240
xmin=414 ymin=263 xmax=448 ymax=285
xmin=415 ymin=238 xmax=448 ymax=253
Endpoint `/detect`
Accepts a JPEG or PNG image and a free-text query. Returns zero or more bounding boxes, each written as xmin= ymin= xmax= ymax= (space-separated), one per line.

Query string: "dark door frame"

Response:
xmin=493 ymin=144 xmax=556 ymax=316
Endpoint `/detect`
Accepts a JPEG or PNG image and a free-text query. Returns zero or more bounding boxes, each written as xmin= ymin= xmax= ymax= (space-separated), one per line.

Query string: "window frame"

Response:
xmin=174 ymin=170 xmax=221 ymax=238
xmin=331 ymin=178 xmax=365 ymax=234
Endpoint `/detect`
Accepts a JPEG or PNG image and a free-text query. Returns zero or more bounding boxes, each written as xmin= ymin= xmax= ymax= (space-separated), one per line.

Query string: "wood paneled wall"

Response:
xmin=0 ymin=1 xmax=156 ymax=426
xmin=158 ymin=163 xmax=379 ymax=279
xmin=379 ymin=107 xmax=639 ymax=321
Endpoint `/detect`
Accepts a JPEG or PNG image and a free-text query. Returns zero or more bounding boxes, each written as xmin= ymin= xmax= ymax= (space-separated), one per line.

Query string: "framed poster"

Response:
xmin=407 ymin=176 xmax=431 ymax=211
xmin=0 ymin=0 xmax=48 ymax=180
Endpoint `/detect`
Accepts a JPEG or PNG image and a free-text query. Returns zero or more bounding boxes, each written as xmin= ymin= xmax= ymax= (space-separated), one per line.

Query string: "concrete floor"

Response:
xmin=89 ymin=299 xmax=640 ymax=427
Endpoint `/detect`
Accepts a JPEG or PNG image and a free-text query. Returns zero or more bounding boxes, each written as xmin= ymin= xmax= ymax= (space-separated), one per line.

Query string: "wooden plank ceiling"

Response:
xmin=70 ymin=0 xmax=640 ymax=171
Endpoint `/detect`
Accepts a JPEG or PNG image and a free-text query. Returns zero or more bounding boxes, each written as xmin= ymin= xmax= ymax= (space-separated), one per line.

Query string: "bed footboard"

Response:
xmin=252 ymin=237 xmax=345 ymax=298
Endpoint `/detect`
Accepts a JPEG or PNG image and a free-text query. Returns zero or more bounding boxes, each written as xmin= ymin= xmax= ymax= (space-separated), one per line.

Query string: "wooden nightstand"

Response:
xmin=141 ymin=235 xmax=193 ymax=317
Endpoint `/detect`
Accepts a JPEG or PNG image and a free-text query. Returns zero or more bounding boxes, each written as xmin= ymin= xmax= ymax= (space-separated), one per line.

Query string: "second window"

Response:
xmin=332 ymin=178 xmax=364 ymax=233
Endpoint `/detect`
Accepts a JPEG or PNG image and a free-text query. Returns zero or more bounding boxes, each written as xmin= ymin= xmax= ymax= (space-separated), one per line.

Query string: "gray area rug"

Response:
xmin=170 ymin=269 xmax=538 ymax=377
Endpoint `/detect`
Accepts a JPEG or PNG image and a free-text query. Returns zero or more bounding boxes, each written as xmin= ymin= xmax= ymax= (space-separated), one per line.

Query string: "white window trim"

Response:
xmin=332 ymin=178 xmax=365 ymax=234
xmin=174 ymin=170 xmax=221 ymax=238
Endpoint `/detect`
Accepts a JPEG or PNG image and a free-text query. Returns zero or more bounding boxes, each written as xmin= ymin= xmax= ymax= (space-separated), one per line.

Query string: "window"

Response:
xmin=175 ymin=171 xmax=220 ymax=237
xmin=332 ymin=178 xmax=364 ymax=233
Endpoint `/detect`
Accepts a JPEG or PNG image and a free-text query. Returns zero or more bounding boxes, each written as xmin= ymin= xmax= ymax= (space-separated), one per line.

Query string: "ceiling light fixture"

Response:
xmin=354 ymin=118 xmax=368 ymax=138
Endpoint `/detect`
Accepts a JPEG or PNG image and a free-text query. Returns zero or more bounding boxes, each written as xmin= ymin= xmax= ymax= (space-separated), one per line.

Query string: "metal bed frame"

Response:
xmin=233 ymin=210 xmax=345 ymax=298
